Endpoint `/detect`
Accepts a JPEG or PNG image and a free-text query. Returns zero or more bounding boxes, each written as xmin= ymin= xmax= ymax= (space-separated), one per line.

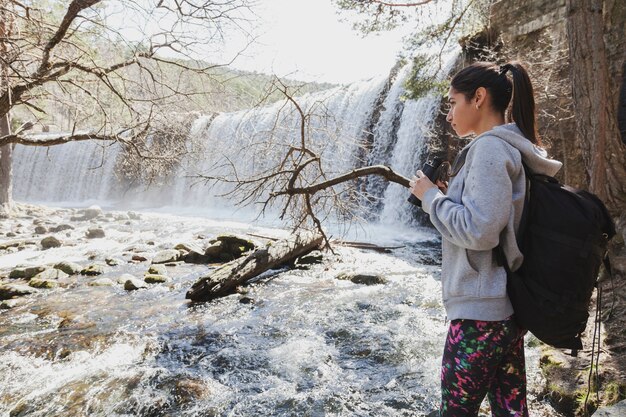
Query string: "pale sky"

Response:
xmin=228 ymin=0 xmax=413 ymax=84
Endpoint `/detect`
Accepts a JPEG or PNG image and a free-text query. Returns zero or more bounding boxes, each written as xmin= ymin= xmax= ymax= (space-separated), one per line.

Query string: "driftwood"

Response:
xmin=186 ymin=231 xmax=323 ymax=302
xmin=330 ymin=239 xmax=404 ymax=253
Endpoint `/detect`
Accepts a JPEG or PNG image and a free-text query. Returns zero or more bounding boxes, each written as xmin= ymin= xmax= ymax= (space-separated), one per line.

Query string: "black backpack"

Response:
xmin=499 ymin=165 xmax=616 ymax=350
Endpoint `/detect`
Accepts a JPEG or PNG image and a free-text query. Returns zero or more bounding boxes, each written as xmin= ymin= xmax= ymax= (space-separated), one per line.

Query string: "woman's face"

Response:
xmin=446 ymin=88 xmax=477 ymax=137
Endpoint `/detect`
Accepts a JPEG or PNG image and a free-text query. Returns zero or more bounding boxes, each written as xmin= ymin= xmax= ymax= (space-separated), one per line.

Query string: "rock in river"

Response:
xmin=33 ymin=268 xmax=69 ymax=280
xmin=144 ymin=274 xmax=170 ymax=284
xmin=124 ymin=278 xmax=148 ymax=291
xmin=151 ymin=249 xmax=182 ymax=264
xmin=147 ymin=264 xmax=167 ymax=275
xmin=80 ymin=264 xmax=106 ymax=276
xmin=54 ymin=261 xmax=82 ymax=275
xmin=86 ymin=228 xmax=105 ymax=239
xmin=29 ymin=278 xmax=59 ymax=289
xmin=0 ymin=284 xmax=37 ymax=300
xmin=41 ymin=236 xmax=62 ymax=249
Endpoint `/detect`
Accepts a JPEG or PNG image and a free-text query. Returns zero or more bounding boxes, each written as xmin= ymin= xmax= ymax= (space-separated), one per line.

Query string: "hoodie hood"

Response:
xmin=472 ymin=123 xmax=562 ymax=177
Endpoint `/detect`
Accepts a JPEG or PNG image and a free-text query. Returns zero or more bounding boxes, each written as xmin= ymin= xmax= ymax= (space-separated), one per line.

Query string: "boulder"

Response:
xmin=29 ymin=278 xmax=59 ymax=289
xmin=131 ymin=254 xmax=148 ymax=262
xmin=33 ymin=268 xmax=69 ymax=280
xmin=336 ymin=272 xmax=387 ymax=286
xmin=0 ymin=284 xmax=37 ymax=300
xmin=70 ymin=205 xmax=102 ymax=221
xmin=124 ymin=278 xmax=148 ymax=291
xmin=88 ymin=278 xmax=115 ymax=287
xmin=41 ymin=236 xmax=62 ymax=249
xmin=6 ymin=232 xmax=16 ymax=237
xmin=34 ymin=225 xmax=47 ymax=234
xmin=10 ymin=266 xmax=46 ymax=279
xmin=53 ymin=261 xmax=82 ymax=275
xmin=86 ymin=228 xmax=105 ymax=239
xmin=0 ymin=299 xmax=22 ymax=309
xmin=144 ymin=274 xmax=170 ymax=284
xmin=80 ymin=264 xmax=106 ymax=276
xmin=151 ymin=249 xmax=182 ymax=264
xmin=177 ymin=242 xmax=209 ymax=264
xmin=594 ymin=400 xmax=626 ymax=417
xmin=204 ymin=241 xmax=225 ymax=258
xmin=49 ymin=224 xmax=74 ymax=233
xmin=105 ymin=258 xmax=122 ymax=266
xmin=147 ymin=264 xmax=167 ymax=275
xmin=213 ymin=234 xmax=256 ymax=252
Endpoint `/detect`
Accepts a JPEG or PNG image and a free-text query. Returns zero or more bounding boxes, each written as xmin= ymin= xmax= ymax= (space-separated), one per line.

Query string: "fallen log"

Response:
xmin=330 ymin=239 xmax=404 ymax=253
xmin=186 ymin=231 xmax=323 ymax=302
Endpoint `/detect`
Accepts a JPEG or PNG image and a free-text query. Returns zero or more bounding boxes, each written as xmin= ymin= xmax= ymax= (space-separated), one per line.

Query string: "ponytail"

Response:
xmin=450 ymin=61 xmax=542 ymax=146
xmin=499 ymin=62 xmax=541 ymax=146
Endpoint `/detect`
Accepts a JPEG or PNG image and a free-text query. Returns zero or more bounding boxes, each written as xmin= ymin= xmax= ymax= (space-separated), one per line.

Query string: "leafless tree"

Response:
xmin=0 ymin=0 xmax=255 ymax=213
xmin=196 ymin=76 xmax=413 ymax=250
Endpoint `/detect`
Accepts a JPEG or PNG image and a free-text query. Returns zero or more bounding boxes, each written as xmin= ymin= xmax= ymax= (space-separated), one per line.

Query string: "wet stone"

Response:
xmin=144 ymin=274 xmax=170 ymax=284
xmin=336 ymin=272 xmax=387 ymax=285
xmin=41 ymin=236 xmax=62 ymax=249
xmin=124 ymin=278 xmax=148 ymax=291
xmin=80 ymin=264 xmax=106 ymax=276
xmin=115 ymin=273 xmax=137 ymax=284
xmin=88 ymin=278 xmax=115 ymax=287
xmin=152 ymin=249 xmax=182 ymax=264
xmin=33 ymin=268 xmax=69 ymax=280
xmin=49 ymin=224 xmax=74 ymax=233
xmin=29 ymin=278 xmax=59 ymax=289
xmin=34 ymin=225 xmax=47 ymax=234
xmin=0 ymin=284 xmax=37 ymax=300
xmin=131 ymin=254 xmax=148 ymax=262
xmin=0 ymin=299 xmax=22 ymax=309
xmin=10 ymin=266 xmax=46 ymax=279
xmin=86 ymin=228 xmax=105 ymax=239
xmin=105 ymin=258 xmax=122 ymax=266
xmin=147 ymin=264 xmax=167 ymax=275
xmin=54 ymin=261 xmax=82 ymax=275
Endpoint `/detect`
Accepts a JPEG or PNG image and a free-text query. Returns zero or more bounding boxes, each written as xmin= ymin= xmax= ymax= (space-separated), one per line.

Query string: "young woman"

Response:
xmin=410 ymin=62 xmax=562 ymax=416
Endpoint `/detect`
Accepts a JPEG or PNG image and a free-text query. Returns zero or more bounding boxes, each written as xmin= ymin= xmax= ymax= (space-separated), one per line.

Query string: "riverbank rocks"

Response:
xmin=0 ymin=299 xmax=22 ymax=309
xmin=147 ymin=264 xmax=167 ymax=275
xmin=80 ymin=264 xmax=105 ymax=276
xmin=131 ymin=254 xmax=148 ymax=262
xmin=594 ymin=400 xmax=626 ymax=417
xmin=0 ymin=284 xmax=37 ymax=300
xmin=88 ymin=278 xmax=114 ymax=287
xmin=175 ymin=242 xmax=209 ymax=264
xmin=105 ymin=258 xmax=122 ymax=266
xmin=144 ymin=274 xmax=170 ymax=284
xmin=86 ymin=228 xmax=105 ymax=239
xmin=9 ymin=266 xmax=46 ymax=279
xmin=70 ymin=205 xmax=102 ymax=221
xmin=53 ymin=261 xmax=82 ymax=275
xmin=152 ymin=249 xmax=182 ymax=264
xmin=29 ymin=278 xmax=59 ymax=289
xmin=203 ymin=234 xmax=257 ymax=262
xmin=41 ymin=236 xmax=62 ymax=249
xmin=49 ymin=224 xmax=74 ymax=233
xmin=336 ymin=272 xmax=387 ymax=285
xmin=124 ymin=278 xmax=148 ymax=291
xmin=33 ymin=268 xmax=69 ymax=281
xmin=34 ymin=225 xmax=47 ymax=234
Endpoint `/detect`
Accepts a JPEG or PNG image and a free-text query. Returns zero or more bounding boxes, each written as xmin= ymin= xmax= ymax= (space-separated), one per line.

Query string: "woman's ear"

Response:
xmin=474 ymin=87 xmax=487 ymax=109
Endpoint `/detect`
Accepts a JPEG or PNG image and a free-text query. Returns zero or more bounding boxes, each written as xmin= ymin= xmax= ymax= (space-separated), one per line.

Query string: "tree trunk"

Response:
xmin=565 ymin=0 xmax=626 ymax=215
xmin=186 ymin=231 xmax=324 ymax=302
xmin=0 ymin=114 xmax=12 ymax=215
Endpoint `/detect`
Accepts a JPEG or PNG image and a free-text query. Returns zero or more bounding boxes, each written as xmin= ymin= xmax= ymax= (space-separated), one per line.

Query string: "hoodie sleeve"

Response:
xmin=422 ymin=137 xmax=519 ymax=250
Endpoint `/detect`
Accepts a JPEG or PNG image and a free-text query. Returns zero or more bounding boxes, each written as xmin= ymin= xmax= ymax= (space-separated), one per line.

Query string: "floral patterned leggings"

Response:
xmin=439 ymin=316 xmax=529 ymax=417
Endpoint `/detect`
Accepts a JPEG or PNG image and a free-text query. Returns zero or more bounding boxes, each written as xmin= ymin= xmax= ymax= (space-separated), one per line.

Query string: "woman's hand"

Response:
xmin=409 ymin=170 xmax=439 ymax=200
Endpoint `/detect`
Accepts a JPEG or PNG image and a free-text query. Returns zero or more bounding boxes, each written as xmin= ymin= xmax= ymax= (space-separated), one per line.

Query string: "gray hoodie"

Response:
xmin=422 ymin=123 xmax=562 ymax=321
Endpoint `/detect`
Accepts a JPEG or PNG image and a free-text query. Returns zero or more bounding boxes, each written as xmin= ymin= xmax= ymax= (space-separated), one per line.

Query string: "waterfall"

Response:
xmin=12 ymin=49 xmax=459 ymax=227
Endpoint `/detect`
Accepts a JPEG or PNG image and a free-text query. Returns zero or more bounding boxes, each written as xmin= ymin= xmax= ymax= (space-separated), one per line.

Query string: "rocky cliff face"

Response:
xmin=490 ymin=0 xmax=587 ymax=188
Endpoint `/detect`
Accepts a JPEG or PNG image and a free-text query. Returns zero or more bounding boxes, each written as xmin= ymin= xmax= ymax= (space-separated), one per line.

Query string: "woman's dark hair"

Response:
xmin=450 ymin=61 xmax=541 ymax=146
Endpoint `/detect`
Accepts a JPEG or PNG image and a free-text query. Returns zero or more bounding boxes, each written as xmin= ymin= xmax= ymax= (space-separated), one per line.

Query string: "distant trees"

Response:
xmin=0 ymin=0 xmax=254 ymax=214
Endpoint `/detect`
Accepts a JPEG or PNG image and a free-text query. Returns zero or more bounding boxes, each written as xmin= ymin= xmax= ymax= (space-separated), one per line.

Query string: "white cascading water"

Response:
xmin=12 ymin=49 xmax=459 ymax=226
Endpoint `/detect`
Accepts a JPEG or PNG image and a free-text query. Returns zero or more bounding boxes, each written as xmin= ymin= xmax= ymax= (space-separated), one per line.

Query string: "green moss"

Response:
xmin=604 ymin=381 xmax=626 ymax=405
